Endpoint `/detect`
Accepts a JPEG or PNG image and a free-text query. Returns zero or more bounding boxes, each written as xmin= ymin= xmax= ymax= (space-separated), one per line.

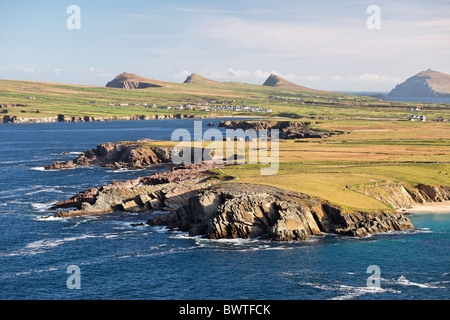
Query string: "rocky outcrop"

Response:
xmin=218 ymin=120 xmax=332 ymax=139
xmin=352 ymin=181 xmax=450 ymax=209
xmin=44 ymin=161 xmax=75 ymax=170
xmin=147 ymin=183 xmax=414 ymax=241
xmin=45 ymin=141 xmax=176 ymax=170
xmin=1 ymin=113 xmax=204 ymax=124
xmin=388 ymin=69 xmax=450 ymax=98
xmin=49 ymin=163 xmax=225 ymax=217
xmin=74 ymin=141 xmax=174 ymax=169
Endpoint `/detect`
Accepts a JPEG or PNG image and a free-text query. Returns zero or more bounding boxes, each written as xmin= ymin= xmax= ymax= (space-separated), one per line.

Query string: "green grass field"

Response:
xmin=1 ymin=77 xmax=449 ymax=120
xmin=1 ymin=77 xmax=449 ymax=211
xmin=217 ymin=120 xmax=450 ymax=211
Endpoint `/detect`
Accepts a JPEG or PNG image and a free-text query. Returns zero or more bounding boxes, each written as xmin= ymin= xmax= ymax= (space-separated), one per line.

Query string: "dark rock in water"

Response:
xmin=130 ymin=222 xmax=145 ymax=227
xmin=44 ymin=161 xmax=75 ymax=170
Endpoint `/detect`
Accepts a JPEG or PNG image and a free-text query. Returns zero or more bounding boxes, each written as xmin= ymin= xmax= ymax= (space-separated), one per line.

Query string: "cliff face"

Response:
xmin=49 ymin=163 xmax=224 ymax=217
xmin=388 ymin=69 xmax=450 ymax=98
xmin=2 ymin=113 xmax=203 ymax=124
xmin=45 ymin=141 xmax=175 ymax=170
xmin=147 ymin=183 xmax=414 ymax=241
xmin=353 ymin=182 xmax=450 ymax=209
xmin=218 ymin=120 xmax=333 ymax=139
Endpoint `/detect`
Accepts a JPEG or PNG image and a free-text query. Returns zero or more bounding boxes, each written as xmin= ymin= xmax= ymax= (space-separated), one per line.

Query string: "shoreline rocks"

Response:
xmin=218 ymin=120 xmax=333 ymax=139
xmin=45 ymin=141 xmax=175 ymax=170
xmin=49 ymin=163 xmax=225 ymax=217
xmin=146 ymin=183 xmax=415 ymax=241
xmin=1 ymin=113 xmax=206 ymax=124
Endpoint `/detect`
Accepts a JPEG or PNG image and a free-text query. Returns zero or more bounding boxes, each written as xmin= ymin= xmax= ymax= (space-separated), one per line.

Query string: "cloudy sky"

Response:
xmin=0 ymin=0 xmax=449 ymax=91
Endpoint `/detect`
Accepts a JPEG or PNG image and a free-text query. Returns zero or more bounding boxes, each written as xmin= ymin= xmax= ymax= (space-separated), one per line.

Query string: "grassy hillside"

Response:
xmin=1 ymin=75 xmax=449 ymax=121
xmin=216 ymin=120 xmax=450 ymax=211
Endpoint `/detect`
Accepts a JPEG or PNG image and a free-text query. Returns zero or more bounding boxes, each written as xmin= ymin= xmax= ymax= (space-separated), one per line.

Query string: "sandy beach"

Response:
xmin=398 ymin=201 xmax=450 ymax=214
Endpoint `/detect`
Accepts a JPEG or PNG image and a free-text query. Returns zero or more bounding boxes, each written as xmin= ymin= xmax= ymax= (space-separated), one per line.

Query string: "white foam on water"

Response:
xmin=29 ymin=167 xmax=47 ymax=171
xmin=395 ymin=275 xmax=444 ymax=289
xmin=298 ymin=281 xmax=400 ymax=300
xmin=30 ymin=201 xmax=57 ymax=212
xmin=2 ymin=234 xmax=98 ymax=257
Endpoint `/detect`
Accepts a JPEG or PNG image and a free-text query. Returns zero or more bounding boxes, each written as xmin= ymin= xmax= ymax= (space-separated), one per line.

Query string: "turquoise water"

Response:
xmin=0 ymin=119 xmax=449 ymax=300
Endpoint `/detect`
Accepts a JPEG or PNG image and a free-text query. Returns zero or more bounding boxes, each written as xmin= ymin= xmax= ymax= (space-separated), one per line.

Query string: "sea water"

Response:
xmin=0 ymin=119 xmax=449 ymax=300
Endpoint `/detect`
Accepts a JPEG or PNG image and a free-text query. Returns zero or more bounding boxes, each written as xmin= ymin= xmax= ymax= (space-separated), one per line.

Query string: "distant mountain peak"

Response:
xmin=388 ymin=69 xmax=450 ymax=98
xmin=106 ymin=72 xmax=164 ymax=89
xmin=183 ymin=73 xmax=221 ymax=85
xmin=262 ymin=74 xmax=319 ymax=92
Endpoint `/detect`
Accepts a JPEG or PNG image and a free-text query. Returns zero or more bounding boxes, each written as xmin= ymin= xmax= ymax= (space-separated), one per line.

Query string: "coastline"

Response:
xmin=398 ymin=201 xmax=450 ymax=214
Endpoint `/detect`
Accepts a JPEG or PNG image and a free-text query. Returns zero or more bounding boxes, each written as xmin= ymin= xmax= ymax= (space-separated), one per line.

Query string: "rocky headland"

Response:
xmin=49 ymin=163 xmax=226 ymax=217
xmin=44 ymin=131 xmax=449 ymax=241
xmin=218 ymin=120 xmax=333 ymax=139
xmin=45 ymin=140 xmax=176 ymax=170
xmin=2 ymin=113 xmax=204 ymax=124
xmin=147 ymin=183 xmax=415 ymax=241
xmin=47 ymin=158 xmax=450 ymax=240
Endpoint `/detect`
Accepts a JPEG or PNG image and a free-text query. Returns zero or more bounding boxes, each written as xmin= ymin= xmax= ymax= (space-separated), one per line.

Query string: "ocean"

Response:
xmin=0 ymin=119 xmax=449 ymax=301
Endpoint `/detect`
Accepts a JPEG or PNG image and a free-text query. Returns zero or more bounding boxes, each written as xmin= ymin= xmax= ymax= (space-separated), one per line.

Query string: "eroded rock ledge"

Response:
xmin=218 ymin=120 xmax=333 ymax=139
xmin=45 ymin=140 xmax=175 ymax=170
xmin=49 ymin=163 xmax=225 ymax=217
xmin=147 ymin=183 xmax=414 ymax=241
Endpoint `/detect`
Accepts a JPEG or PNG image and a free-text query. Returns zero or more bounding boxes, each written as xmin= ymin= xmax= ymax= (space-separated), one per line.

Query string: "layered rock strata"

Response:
xmin=147 ymin=183 xmax=414 ymax=240
xmin=49 ymin=163 xmax=224 ymax=217
xmin=218 ymin=120 xmax=332 ymax=139
xmin=45 ymin=141 xmax=175 ymax=170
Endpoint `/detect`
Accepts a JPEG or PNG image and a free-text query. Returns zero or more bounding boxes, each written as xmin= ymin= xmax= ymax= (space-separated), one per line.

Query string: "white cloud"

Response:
xmin=83 ymin=67 xmax=114 ymax=78
xmin=227 ymin=68 xmax=249 ymax=78
xmin=22 ymin=67 xmax=36 ymax=73
xmin=329 ymin=74 xmax=402 ymax=84
xmin=174 ymin=69 xmax=191 ymax=80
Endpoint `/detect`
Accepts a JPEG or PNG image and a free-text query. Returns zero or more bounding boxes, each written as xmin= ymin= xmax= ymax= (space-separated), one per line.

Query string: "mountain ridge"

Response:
xmin=105 ymin=72 xmax=165 ymax=89
xmin=388 ymin=69 xmax=450 ymax=98
xmin=262 ymin=73 xmax=320 ymax=92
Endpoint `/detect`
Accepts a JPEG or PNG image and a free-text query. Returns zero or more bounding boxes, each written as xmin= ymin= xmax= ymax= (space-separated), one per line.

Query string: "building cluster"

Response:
xmin=206 ymin=105 xmax=272 ymax=113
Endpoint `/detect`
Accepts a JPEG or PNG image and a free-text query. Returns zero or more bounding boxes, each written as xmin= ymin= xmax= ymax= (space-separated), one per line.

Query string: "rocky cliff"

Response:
xmin=48 ymin=165 xmax=450 ymax=241
xmin=352 ymin=181 xmax=450 ymax=209
xmin=49 ymin=163 xmax=225 ymax=217
xmin=388 ymin=69 xmax=450 ymax=98
xmin=147 ymin=183 xmax=414 ymax=240
xmin=218 ymin=120 xmax=333 ymax=139
xmin=2 ymin=113 xmax=204 ymax=124
xmin=45 ymin=141 xmax=175 ymax=170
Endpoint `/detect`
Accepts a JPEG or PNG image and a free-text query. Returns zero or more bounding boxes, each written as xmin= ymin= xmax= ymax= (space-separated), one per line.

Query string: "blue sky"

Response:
xmin=1 ymin=0 xmax=449 ymax=91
